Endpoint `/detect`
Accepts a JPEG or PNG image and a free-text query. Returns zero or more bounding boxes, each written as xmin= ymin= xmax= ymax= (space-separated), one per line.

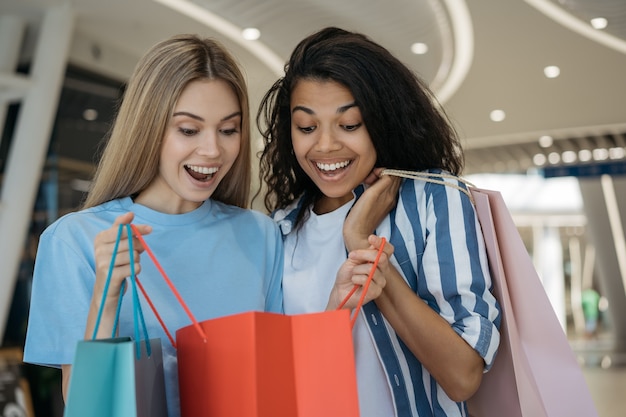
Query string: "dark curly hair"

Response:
xmin=256 ymin=27 xmax=463 ymax=226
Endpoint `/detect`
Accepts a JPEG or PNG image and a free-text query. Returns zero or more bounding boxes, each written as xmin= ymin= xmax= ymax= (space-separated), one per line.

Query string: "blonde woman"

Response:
xmin=23 ymin=34 xmax=284 ymax=417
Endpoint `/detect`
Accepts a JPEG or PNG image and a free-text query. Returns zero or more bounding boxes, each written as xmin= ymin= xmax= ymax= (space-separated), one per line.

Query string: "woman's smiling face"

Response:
xmin=290 ymin=79 xmax=377 ymax=214
xmin=137 ymin=78 xmax=242 ymax=214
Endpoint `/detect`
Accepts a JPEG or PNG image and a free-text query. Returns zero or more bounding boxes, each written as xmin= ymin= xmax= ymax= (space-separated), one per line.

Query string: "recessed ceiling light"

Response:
xmin=82 ymin=109 xmax=98 ymax=121
xmin=489 ymin=109 xmax=506 ymax=122
xmin=548 ymin=152 xmax=561 ymax=164
xmin=533 ymin=153 xmax=547 ymax=166
xmin=242 ymin=27 xmax=260 ymax=40
xmin=579 ymin=149 xmax=592 ymax=162
xmin=544 ymin=65 xmax=560 ymax=78
xmin=593 ymin=148 xmax=609 ymax=160
xmin=538 ymin=135 xmax=553 ymax=147
xmin=410 ymin=42 xmax=428 ymax=55
xmin=562 ymin=150 xmax=577 ymax=163
xmin=609 ymin=147 xmax=625 ymax=159
xmin=590 ymin=17 xmax=608 ymax=30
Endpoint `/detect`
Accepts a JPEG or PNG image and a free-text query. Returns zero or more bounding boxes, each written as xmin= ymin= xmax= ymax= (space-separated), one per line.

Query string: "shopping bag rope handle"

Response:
xmin=380 ymin=169 xmax=476 ymax=204
xmin=337 ymin=237 xmax=386 ymax=328
xmin=92 ymin=224 xmax=152 ymax=359
xmin=130 ymin=223 xmax=208 ymax=345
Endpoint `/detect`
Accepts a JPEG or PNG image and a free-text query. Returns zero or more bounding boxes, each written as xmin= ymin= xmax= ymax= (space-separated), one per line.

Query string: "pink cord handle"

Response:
xmin=337 ymin=237 xmax=387 ymax=328
xmin=130 ymin=224 xmax=208 ymax=344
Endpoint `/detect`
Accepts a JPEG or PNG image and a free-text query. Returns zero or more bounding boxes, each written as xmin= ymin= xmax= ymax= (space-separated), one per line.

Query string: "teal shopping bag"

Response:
xmin=64 ymin=337 xmax=166 ymax=417
xmin=63 ymin=224 xmax=168 ymax=417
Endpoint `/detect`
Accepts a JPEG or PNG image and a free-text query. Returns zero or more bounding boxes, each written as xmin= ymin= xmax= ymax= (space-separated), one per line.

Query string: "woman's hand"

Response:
xmin=343 ymin=168 xmax=401 ymax=252
xmin=84 ymin=212 xmax=152 ymax=339
xmin=327 ymin=235 xmax=394 ymax=310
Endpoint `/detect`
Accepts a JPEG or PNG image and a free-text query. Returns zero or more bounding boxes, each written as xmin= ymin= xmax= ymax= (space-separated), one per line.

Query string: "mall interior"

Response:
xmin=0 ymin=1 xmax=625 ymax=416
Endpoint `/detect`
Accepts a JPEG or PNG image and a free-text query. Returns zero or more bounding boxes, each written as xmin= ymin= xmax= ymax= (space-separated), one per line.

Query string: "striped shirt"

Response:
xmin=273 ymin=172 xmax=501 ymax=417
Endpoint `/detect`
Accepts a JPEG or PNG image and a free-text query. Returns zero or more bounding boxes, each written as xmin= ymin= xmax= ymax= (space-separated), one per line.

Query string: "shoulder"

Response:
xmin=42 ymin=199 xmax=125 ymax=241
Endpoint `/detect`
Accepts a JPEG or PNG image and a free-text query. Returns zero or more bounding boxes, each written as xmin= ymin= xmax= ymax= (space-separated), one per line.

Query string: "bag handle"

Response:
xmin=92 ymin=224 xmax=152 ymax=359
xmin=129 ymin=223 xmax=208 ymax=346
xmin=337 ymin=237 xmax=387 ymax=328
xmin=380 ymin=169 xmax=476 ymax=204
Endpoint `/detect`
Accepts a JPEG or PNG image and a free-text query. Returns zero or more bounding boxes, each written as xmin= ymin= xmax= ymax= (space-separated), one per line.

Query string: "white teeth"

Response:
xmin=187 ymin=165 xmax=218 ymax=174
xmin=316 ymin=160 xmax=350 ymax=171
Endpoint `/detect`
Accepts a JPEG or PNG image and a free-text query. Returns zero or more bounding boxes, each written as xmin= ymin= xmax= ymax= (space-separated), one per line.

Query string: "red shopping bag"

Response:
xmin=466 ymin=188 xmax=598 ymax=417
xmin=130 ymin=225 xmax=383 ymax=417
xmin=176 ymin=309 xmax=358 ymax=417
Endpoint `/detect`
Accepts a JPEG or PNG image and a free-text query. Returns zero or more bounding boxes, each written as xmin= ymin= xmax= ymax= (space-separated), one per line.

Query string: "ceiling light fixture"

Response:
xmin=543 ymin=65 xmax=560 ymax=78
xmin=153 ymin=0 xmax=283 ymax=75
xmin=578 ymin=149 xmax=592 ymax=162
xmin=548 ymin=152 xmax=561 ymax=164
xmin=490 ymin=109 xmax=506 ymax=122
xmin=82 ymin=108 xmax=98 ymax=121
xmin=533 ymin=153 xmax=547 ymax=166
xmin=590 ymin=17 xmax=608 ymax=30
xmin=561 ymin=150 xmax=577 ymax=163
xmin=242 ymin=27 xmax=260 ymax=40
xmin=410 ymin=42 xmax=428 ymax=55
xmin=538 ymin=135 xmax=553 ymax=147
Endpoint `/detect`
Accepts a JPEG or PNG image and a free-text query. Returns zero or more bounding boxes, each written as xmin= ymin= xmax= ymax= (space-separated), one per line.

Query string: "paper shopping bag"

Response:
xmin=467 ymin=188 xmax=598 ymax=417
xmin=176 ymin=309 xmax=360 ymax=417
xmin=64 ymin=224 xmax=168 ymax=417
xmin=64 ymin=338 xmax=167 ymax=417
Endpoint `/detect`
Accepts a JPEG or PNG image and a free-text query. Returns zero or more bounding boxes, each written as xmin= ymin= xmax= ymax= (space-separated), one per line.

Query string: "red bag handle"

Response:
xmin=337 ymin=237 xmax=386 ymax=328
xmin=130 ymin=224 xmax=208 ymax=347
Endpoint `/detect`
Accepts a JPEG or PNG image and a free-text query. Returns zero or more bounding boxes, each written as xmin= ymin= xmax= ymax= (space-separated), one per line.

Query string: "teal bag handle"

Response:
xmin=91 ymin=223 xmax=151 ymax=359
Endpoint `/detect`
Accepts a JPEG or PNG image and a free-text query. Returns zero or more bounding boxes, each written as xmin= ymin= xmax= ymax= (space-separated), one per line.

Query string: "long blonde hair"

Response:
xmin=83 ymin=34 xmax=251 ymax=209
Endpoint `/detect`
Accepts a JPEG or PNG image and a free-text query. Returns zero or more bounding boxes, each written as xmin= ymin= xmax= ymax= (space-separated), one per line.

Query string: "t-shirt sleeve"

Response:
xmin=23 ymin=229 xmax=96 ymax=368
xmin=420 ymin=181 xmax=501 ymax=370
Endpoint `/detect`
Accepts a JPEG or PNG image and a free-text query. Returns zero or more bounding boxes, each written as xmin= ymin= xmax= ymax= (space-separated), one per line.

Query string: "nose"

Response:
xmin=197 ymin=132 xmax=220 ymax=157
xmin=315 ymin=128 xmax=340 ymax=152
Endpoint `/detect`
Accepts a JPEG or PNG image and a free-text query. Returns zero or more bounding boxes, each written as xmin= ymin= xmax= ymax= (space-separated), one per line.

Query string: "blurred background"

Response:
xmin=0 ymin=0 xmax=625 ymax=415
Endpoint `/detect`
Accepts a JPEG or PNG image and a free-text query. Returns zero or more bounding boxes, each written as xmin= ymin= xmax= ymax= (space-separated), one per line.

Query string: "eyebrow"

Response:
xmin=291 ymin=102 xmax=357 ymax=115
xmin=172 ymin=111 xmax=242 ymax=122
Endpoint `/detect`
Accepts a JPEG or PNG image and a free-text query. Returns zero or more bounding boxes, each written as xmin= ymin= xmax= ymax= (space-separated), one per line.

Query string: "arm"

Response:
xmin=62 ymin=364 xmax=71 ymax=401
xmin=372 ymin=184 xmax=494 ymax=401
xmin=372 ymin=265 xmax=484 ymax=401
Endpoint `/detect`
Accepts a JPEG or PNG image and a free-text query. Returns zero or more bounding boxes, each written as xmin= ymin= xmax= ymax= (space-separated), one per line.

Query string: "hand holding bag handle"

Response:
xmin=337 ymin=237 xmax=387 ymax=328
xmin=92 ymin=223 xmax=151 ymax=358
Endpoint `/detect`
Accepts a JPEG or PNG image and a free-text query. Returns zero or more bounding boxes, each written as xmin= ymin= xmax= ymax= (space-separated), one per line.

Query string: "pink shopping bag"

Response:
xmin=467 ymin=188 xmax=598 ymax=417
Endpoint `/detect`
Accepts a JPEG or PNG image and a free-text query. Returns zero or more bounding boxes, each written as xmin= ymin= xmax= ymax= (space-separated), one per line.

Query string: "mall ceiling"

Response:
xmin=1 ymin=0 xmax=626 ymax=175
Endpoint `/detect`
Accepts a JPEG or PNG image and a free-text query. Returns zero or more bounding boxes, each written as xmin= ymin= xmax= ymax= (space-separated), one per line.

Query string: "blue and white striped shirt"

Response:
xmin=274 ymin=173 xmax=501 ymax=417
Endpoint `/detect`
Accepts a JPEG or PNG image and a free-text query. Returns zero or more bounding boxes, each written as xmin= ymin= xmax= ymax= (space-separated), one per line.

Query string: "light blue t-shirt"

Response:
xmin=23 ymin=196 xmax=284 ymax=417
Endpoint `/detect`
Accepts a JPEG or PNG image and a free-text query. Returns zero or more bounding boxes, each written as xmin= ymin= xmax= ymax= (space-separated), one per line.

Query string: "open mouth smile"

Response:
xmin=315 ymin=160 xmax=352 ymax=172
xmin=185 ymin=164 xmax=218 ymax=182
